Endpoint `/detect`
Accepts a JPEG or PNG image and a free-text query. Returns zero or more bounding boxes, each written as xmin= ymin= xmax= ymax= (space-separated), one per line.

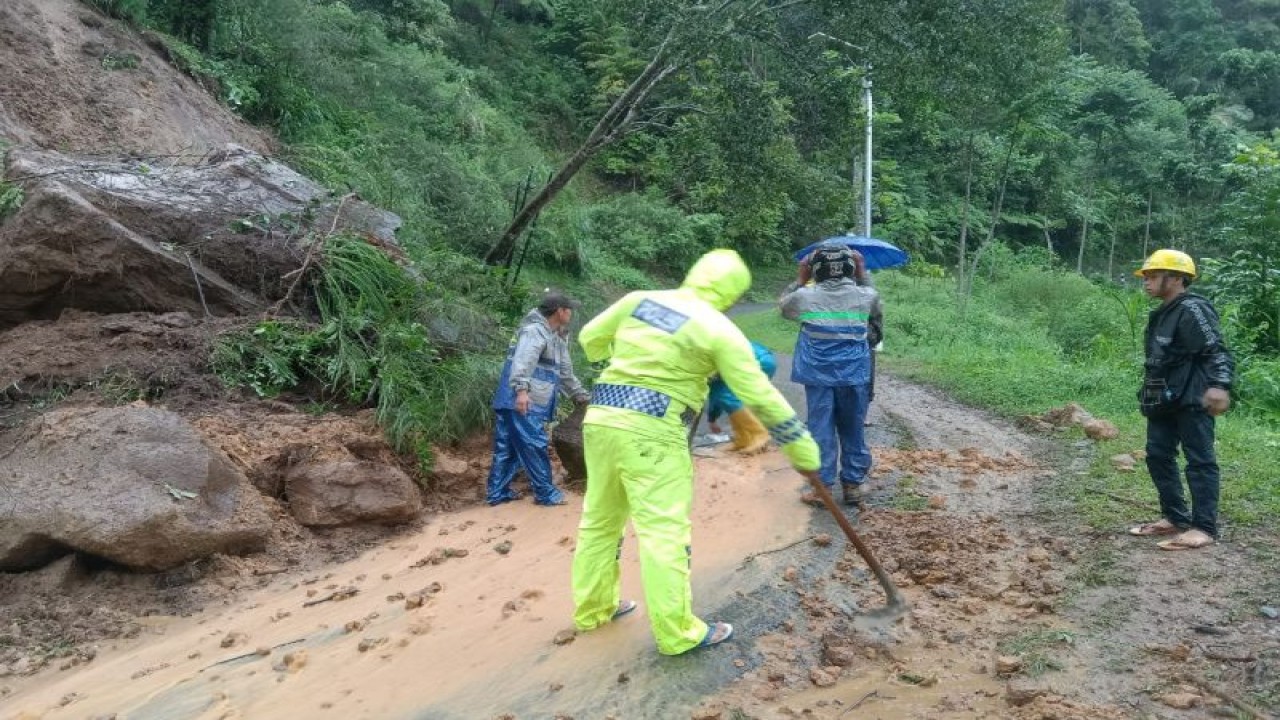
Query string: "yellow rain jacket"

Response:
xmin=571 ymin=249 xmax=818 ymax=655
xmin=579 ymin=250 xmax=820 ymax=468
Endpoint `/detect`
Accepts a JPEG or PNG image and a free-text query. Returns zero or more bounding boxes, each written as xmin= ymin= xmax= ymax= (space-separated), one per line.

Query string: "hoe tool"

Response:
xmin=802 ymin=471 xmax=909 ymax=624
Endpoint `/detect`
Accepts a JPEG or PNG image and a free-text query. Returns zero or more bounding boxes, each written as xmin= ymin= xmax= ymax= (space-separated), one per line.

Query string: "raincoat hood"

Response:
xmin=680 ymin=249 xmax=751 ymax=311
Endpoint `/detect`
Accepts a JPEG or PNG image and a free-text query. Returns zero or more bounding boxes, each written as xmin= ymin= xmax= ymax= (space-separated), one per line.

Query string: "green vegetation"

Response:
xmin=71 ymin=0 xmax=1275 ymax=457
xmin=0 ymin=180 xmax=23 ymax=221
xmin=887 ymin=475 xmax=930 ymax=512
xmin=213 ymin=235 xmax=501 ymax=472
xmin=997 ymin=628 xmax=1076 ymax=677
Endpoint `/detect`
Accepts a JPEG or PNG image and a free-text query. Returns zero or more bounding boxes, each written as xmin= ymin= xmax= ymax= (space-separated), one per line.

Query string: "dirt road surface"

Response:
xmin=3 ymin=371 xmax=1276 ymax=719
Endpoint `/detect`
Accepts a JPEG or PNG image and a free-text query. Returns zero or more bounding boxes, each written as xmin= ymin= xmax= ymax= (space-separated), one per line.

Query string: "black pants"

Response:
xmin=1145 ymin=408 xmax=1220 ymax=537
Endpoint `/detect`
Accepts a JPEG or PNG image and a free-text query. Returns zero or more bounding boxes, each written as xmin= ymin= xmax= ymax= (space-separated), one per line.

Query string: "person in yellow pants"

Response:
xmin=571 ymin=249 xmax=821 ymax=655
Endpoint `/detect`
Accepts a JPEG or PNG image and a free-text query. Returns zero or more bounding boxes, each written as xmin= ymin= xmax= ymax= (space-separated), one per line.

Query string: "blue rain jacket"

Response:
xmin=779 ymin=278 xmax=882 ymax=387
xmin=492 ymin=309 xmax=588 ymax=421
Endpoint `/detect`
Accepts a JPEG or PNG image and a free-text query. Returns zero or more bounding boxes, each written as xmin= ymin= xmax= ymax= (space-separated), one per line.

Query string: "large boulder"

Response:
xmin=0 ymin=405 xmax=272 ymax=571
xmin=551 ymin=404 xmax=588 ymax=482
xmin=0 ymin=146 xmax=401 ymax=329
xmin=285 ymin=460 xmax=423 ymax=528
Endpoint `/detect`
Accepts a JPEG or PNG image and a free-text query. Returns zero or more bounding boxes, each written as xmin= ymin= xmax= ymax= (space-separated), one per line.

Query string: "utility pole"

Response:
xmin=861 ymin=64 xmax=872 ymax=238
xmin=810 ymin=32 xmax=873 ymax=237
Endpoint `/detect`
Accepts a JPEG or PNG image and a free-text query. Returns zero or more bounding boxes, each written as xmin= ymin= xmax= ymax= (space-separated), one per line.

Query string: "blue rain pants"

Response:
xmin=805 ymin=384 xmax=872 ymax=487
xmin=485 ymin=409 xmax=564 ymax=505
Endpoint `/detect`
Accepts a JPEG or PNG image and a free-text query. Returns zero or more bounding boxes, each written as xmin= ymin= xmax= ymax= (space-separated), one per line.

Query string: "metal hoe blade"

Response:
xmin=803 ymin=474 xmax=909 ymax=628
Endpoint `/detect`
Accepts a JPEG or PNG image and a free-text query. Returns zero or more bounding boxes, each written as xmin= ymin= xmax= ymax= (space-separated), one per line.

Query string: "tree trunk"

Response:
xmin=484 ymin=37 xmax=677 ymax=265
xmin=1142 ymin=187 xmax=1153 ymax=259
xmin=1077 ymin=140 xmax=1101 ymax=275
xmin=1042 ymin=215 xmax=1053 ymax=254
xmin=965 ymin=123 xmax=1019 ymax=296
xmin=1107 ymin=222 xmax=1117 ymax=280
xmin=957 ymin=132 xmax=974 ymax=291
xmin=1077 ymin=211 xmax=1091 ymax=275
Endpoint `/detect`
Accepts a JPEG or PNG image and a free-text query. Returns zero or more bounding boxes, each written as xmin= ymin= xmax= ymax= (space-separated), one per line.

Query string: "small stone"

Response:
xmin=813 ymin=534 xmax=833 ymax=547
xmin=1005 ymin=679 xmax=1046 ymax=706
xmin=616 ymin=671 xmax=629 ymax=684
xmin=1260 ymin=606 xmax=1279 ymax=619
xmin=220 ymin=632 xmax=247 ymax=648
xmin=823 ymin=645 xmax=857 ymax=667
xmin=344 ymin=620 xmax=366 ymax=633
xmin=782 ymin=566 xmax=799 ymax=582
xmin=549 ymin=682 xmax=564 ymax=692
xmin=495 ymin=541 xmax=514 ymax=555
xmin=733 ymin=659 xmax=746 ymax=668
xmin=552 ymin=629 xmax=577 ymax=646
xmin=282 ymin=651 xmax=307 ymax=673
xmin=927 ymin=495 xmax=947 ymax=509
xmin=809 ymin=666 xmax=837 ymax=687
xmin=1157 ymin=692 xmax=1202 ymax=710
xmin=995 ymin=656 xmax=1022 ymax=675
xmin=1026 ymin=547 xmax=1050 ymax=564
xmin=1110 ymin=453 xmax=1136 ymax=471
xmin=254 ymin=647 xmax=272 ymax=657
xmin=1083 ymin=418 xmax=1119 ymax=440
xmin=357 ymin=637 xmax=386 ymax=653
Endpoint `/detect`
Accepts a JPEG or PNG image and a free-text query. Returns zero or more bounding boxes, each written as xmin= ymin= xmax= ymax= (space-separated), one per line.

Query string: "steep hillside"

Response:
xmin=0 ymin=0 xmax=270 ymax=154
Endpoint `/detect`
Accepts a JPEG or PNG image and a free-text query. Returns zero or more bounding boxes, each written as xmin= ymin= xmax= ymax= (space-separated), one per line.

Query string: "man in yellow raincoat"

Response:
xmin=571 ymin=249 xmax=821 ymax=655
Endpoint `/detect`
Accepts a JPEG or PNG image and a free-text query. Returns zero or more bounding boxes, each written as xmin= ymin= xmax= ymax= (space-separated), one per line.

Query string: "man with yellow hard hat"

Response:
xmin=1128 ymin=249 xmax=1234 ymax=551
xmin=570 ymin=249 xmax=821 ymax=655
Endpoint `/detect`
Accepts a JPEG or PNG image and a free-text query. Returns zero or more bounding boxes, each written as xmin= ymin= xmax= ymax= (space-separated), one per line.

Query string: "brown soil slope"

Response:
xmin=0 ymin=0 xmax=271 ymax=155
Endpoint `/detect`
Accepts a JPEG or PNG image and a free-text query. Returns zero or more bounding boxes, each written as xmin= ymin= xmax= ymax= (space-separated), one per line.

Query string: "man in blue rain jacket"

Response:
xmin=779 ymin=242 xmax=883 ymax=507
xmin=487 ymin=291 xmax=590 ymax=507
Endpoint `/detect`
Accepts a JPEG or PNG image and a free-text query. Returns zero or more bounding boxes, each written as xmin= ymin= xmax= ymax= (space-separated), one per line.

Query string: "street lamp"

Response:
xmin=809 ymin=32 xmax=873 ymax=238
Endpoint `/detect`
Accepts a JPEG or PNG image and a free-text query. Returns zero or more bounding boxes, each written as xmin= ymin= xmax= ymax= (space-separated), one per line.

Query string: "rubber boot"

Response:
xmin=728 ymin=409 xmax=769 ymax=454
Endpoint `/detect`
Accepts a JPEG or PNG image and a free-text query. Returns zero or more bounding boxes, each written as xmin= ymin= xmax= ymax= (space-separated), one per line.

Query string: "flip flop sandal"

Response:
xmin=612 ymin=599 xmax=638 ymax=620
xmin=697 ymin=622 xmax=734 ymax=648
xmin=1128 ymin=520 xmax=1180 ymax=536
xmin=1157 ymin=530 xmax=1215 ymax=551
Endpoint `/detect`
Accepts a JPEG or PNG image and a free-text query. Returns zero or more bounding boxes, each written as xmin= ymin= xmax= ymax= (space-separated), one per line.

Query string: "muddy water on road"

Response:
xmin=4 ymin=446 xmax=839 ymax=719
xmin=6 ymin=369 xmax=1125 ymax=720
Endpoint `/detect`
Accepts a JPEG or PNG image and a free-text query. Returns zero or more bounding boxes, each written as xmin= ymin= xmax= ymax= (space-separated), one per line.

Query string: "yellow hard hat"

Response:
xmin=1136 ymin=249 xmax=1197 ymax=279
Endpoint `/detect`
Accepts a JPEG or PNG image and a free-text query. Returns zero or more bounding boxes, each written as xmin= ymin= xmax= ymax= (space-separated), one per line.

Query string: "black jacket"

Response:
xmin=1142 ymin=292 xmax=1235 ymax=412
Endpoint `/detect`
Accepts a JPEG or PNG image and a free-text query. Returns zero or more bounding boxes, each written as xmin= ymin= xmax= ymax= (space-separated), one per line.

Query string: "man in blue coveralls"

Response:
xmin=779 ymin=242 xmax=883 ymax=507
xmin=486 ymin=291 xmax=590 ymax=507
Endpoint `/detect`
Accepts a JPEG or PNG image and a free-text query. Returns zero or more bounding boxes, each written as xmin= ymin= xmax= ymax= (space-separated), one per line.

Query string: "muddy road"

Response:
xmin=3 ymin=371 xmax=1277 ymax=719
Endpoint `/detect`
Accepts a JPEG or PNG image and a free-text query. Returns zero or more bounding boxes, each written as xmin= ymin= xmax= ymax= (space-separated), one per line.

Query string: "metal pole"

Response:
xmin=862 ymin=65 xmax=873 ymax=238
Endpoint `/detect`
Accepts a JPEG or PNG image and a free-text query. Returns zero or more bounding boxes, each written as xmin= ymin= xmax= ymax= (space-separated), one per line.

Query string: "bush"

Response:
xmin=213 ymin=235 xmax=512 ymax=472
xmin=987 ymin=267 xmax=1128 ymax=359
xmin=1235 ymin=358 xmax=1280 ymax=420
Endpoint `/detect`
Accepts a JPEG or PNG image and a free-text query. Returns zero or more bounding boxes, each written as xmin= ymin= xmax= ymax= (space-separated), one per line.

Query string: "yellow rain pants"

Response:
xmin=572 ymin=422 xmax=705 ymax=655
